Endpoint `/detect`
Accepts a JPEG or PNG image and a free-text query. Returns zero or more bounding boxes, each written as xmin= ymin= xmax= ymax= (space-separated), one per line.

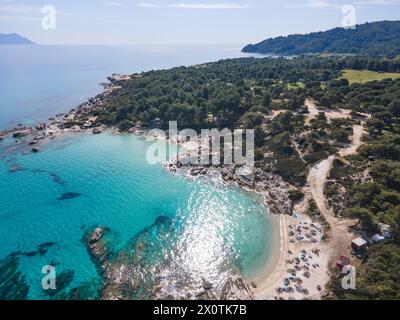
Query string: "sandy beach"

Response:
xmin=255 ymin=99 xmax=368 ymax=300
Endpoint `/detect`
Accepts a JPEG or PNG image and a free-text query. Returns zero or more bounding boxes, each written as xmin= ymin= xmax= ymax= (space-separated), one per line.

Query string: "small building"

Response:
xmin=382 ymin=229 xmax=392 ymax=239
xmin=378 ymin=223 xmax=392 ymax=240
xmin=351 ymin=238 xmax=368 ymax=251
xmin=336 ymin=256 xmax=350 ymax=269
xmin=370 ymin=234 xmax=384 ymax=244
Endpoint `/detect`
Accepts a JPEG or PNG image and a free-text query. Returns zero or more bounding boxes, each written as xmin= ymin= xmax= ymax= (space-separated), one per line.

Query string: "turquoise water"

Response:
xmin=0 ymin=45 xmax=276 ymax=299
xmin=0 ymin=132 xmax=277 ymax=299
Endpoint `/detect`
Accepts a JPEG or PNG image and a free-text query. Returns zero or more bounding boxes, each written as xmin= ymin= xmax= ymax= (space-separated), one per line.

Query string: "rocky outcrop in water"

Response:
xmin=85 ymin=227 xmax=111 ymax=276
xmin=86 ymin=219 xmax=170 ymax=300
xmin=12 ymin=128 xmax=32 ymax=138
xmin=166 ymin=160 xmax=293 ymax=215
xmin=85 ymin=216 xmax=255 ymax=301
xmin=35 ymin=123 xmax=46 ymax=131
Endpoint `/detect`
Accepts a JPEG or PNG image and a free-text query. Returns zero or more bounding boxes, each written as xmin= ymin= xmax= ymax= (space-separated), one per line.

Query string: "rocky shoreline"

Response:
xmin=0 ymin=72 xmax=294 ymax=216
xmin=0 ymin=73 xmax=133 ymax=152
xmin=0 ymin=72 xmax=294 ymax=300
xmin=165 ymin=161 xmax=293 ymax=215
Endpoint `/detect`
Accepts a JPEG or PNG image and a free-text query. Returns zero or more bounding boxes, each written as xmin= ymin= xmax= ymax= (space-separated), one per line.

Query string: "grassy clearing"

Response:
xmin=287 ymin=82 xmax=305 ymax=90
xmin=340 ymin=69 xmax=400 ymax=84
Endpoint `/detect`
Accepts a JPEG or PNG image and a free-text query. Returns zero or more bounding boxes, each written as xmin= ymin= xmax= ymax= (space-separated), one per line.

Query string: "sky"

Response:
xmin=0 ymin=0 xmax=400 ymax=45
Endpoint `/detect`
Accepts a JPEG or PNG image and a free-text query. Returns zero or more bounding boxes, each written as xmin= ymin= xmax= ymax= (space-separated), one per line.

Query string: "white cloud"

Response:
xmin=356 ymin=0 xmax=400 ymax=4
xmin=140 ymin=2 xmax=258 ymax=9
xmin=0 ymin=4 xmax=40 ymax=14
xmin=140 ymin=2 xmax=161 ymax=7
xmin=168 ymin=3 xmax=255 ymax=9
xmin=0 ymin=3 xmax=75 ymax=21
xmin=284 ymin=0 xmax=334 ymax=8
xmin=105 ymin=1 xmax=124 ymax=7
xmin=0 ymin=15 xmax=39 ymax=21
xmin=287 ymin=0 xmax=400 ymax=8
xmin=306 ymin=0 xmax=332 ymax=7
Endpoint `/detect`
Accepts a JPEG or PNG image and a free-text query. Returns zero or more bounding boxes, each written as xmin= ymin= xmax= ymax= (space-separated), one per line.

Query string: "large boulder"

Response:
xmin=35 ymin=123 xmax=46 ymax=131
xmin=13 ymin=131 xmax=27 ymax=138
xmin=89 ymin=228 xmax=104 ymax=244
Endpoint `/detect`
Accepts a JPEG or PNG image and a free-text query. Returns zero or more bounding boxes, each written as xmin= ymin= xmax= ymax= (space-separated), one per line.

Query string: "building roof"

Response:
xmin=371 ymin=234 xmax=384 ymax=243
xmin=352 ymin=237 xmax=368 ymax=247
xmin=382 ymin=230 xmax=392 ymax=239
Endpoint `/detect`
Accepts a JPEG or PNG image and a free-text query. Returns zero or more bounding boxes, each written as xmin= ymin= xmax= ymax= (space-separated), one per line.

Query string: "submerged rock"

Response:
xmin=85 ymin=216 xmax=173 ymax=300
xmin=9 ymin=164 xmax=25 ymax=173
xmin=0 ymin=254 xmax=30 ymax=300
xmin=21 ymin=241 xmax=56 ymax=257
xmin=31 ymin=169 xmax=67 ymax=186
xmin=45 ymin=269 xmax=75 ymax=298
xmin=57 ymin=192 xmax=81 ymax=201
xmin=49 ymin=173 xmax=66 ymax=186
xmin=154 ymin=215 xmax=170 ymax=225
xmin=32 ymin=147 xmax=39 ymax=153
xmin=84 ymin=215 xmax=255 ymax=301
xmin=37 ymin=242 xmax=56 ymax=255
xmin=63 ymin=279 xmax=101 ymax=300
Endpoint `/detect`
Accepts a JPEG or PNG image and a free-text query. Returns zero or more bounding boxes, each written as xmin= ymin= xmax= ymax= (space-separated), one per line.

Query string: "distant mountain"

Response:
xmin=242 ymin=20 xmax=400 ymax=57
xmin=0 ymin=33 xmax=35 ymax=45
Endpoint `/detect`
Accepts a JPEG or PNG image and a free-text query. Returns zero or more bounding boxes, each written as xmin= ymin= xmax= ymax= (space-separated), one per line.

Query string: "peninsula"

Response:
xmin=0 ymin=33 xmax=35 ymax=45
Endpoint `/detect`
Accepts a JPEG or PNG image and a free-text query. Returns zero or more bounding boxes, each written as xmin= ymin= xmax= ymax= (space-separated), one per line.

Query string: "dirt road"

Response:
xmin=256 ymin=100 xmax=366 ymax=300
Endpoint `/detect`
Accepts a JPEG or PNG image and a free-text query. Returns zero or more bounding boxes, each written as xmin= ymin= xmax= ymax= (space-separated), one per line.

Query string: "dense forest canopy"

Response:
xmin=94 ymin=55 xmax=400 ymax=131
xmin=242 ymin=20 xmax=400 ymax=57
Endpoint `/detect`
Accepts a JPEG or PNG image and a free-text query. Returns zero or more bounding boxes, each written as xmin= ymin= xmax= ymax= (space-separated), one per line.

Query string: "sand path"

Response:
xmin=256 ymin=100 xmax=366 ymax=300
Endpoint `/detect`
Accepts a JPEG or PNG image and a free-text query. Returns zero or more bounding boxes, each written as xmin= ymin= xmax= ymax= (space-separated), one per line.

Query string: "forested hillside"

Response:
xmin=242 ymin=21 xmax=400 ymax=57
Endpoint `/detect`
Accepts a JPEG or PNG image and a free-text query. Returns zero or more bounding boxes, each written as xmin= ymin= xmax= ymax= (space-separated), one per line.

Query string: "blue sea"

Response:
xmin=0 ymin=45 xmax=278 ymax=300
xmin=0 ymin=45 xmax=256 ymax=129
